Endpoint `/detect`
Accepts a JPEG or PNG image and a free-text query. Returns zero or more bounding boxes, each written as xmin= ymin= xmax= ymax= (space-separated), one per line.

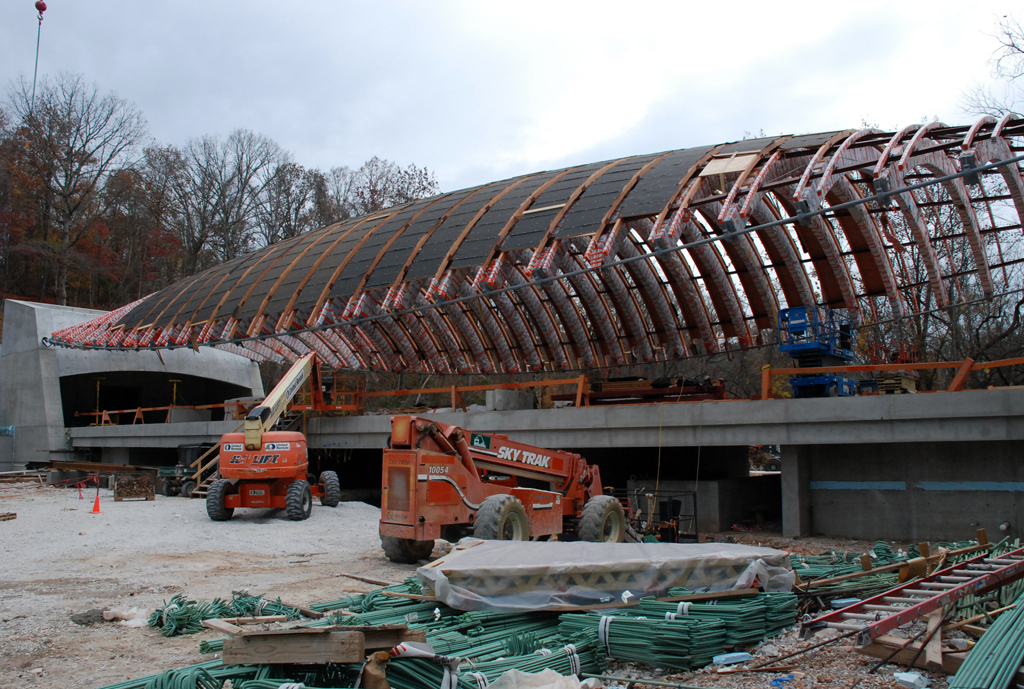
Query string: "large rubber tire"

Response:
xmin=578 ymin=495 xmax=627 ymax=543
xmin=206 ymin=479 xmax=234 ymax=521
xmin=381 ymin=535 xmax=435 ymax=563
xmin=180 ymin=480 xmax=197 ymax=499
xmin=474 ymin=495 xmax=531 ymax=541
xmin=161 ymin=480 xmax=176 ymax=497
xmin=319 ymin=471 xmax=341 ymax=507
xmin=285 ymin=480 xmax=313 ymax=521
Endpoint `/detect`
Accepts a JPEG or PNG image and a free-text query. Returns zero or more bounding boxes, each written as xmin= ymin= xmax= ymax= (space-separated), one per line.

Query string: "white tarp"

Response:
xmin=418 ymin=539 xmax=794 ymax=612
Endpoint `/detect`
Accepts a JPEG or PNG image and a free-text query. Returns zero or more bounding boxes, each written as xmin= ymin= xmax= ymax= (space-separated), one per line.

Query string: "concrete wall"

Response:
xmin=629 ymin=476 xmax=781 ymax=533
xmin=786 ymin=441 xmax=1024 ymax=542
xmin=0 ymin=299 xmax=263 ymax=469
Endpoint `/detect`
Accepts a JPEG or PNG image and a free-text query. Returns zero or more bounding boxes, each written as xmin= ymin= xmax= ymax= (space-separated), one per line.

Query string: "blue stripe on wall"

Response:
xmin=810 ymin=481 xmax=907 ymax=491
xmin=809 ymin=481 xmax=1024 ymax=492
xmin=914 ymin=482 xmax=1024 ymax=492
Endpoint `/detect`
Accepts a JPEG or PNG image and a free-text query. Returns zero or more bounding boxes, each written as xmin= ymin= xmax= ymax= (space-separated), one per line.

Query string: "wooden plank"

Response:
xmin=925 ymin=610 xmax=943 ymax=672
xmin=352 ymin=624 xmax=427 ymax=649
xmin=336 ymin=573 xmax=401 ymax=587
xmin=278 ymin=601 xmax=325 ymax=619
xmin=856 ymin=637 xmax=967 ymax=674
xmin=0 ymin=512 xmax=16 ymax=521
xmin=202 ymin=618 xmax=243 ymax=636
xmin=220 ymin=615 xmax=288 ymax=625
xmin=222 ymin=629 xmax=364 ymax=665
xmin=380 ymin=591 xmax=437 ymax=602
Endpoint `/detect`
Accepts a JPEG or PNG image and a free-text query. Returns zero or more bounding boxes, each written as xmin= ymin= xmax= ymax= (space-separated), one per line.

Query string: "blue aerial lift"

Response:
xmin=777 ymin=306 xmax=856 ymax=397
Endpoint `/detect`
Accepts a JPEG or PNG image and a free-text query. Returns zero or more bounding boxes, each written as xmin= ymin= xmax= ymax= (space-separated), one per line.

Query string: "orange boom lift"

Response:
xmin=379 ymin=415 xmax=637 ymax=562
xmin=206 ymin=352 xmax=341 ymax=521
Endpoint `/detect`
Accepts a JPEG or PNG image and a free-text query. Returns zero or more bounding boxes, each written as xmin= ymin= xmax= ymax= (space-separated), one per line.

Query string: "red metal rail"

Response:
xmin=801 ymin=545 xmax=1024 ymax=645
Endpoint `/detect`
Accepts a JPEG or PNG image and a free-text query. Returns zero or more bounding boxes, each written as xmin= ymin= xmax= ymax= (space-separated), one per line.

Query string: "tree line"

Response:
xmin=0 ymin=72 xmax=438 ymax=309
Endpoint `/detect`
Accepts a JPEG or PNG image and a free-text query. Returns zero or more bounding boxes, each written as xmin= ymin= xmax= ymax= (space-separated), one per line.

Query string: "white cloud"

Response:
xmin=0 ymin=0 xmax=1017 ymax=191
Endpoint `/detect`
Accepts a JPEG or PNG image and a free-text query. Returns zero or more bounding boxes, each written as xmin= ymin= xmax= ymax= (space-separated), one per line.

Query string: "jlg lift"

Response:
xmin=778 ymin=305 xmax=856 ymax=397
xmin=206 ymin=352 xmax=341 ymax=522
xmin=379 ymin=416 xmax=637 ymax=563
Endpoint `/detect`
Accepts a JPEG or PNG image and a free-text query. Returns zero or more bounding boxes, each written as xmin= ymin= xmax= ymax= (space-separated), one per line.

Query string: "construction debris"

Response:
xmin=112 ymin=472 xmax=155 ymax=501
xmin=0 ymin=512 xmax=15 ymax=521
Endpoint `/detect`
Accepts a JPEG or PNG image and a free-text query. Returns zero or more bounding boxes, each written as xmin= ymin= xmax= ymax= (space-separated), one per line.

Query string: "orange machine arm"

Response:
xmin=392 ymin=416 xmax=596 ymax=493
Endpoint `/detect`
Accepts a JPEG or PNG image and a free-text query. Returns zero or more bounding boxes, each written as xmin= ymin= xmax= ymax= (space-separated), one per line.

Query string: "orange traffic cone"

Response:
xmin=90 ymin=493 xmax=102 ymax=514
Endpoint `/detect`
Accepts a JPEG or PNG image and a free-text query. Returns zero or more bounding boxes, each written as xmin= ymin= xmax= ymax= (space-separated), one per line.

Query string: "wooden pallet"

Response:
xmin=876 ymin=373 xmax=917 ymax=394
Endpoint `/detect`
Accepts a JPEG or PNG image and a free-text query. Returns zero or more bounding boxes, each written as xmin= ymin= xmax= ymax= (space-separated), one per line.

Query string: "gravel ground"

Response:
xmin=0 ymin=485 xmax=955 ymax=689
xmin=0 ymin=485 xmax=421 ymax=688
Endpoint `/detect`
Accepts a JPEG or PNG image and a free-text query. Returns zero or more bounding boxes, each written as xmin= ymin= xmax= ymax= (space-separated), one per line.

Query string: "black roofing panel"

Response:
xmin=718 ymin=137 xmax=778 ymax=154
xmin=231 ymin=230 xmax=330 ymax=323
xmin=261 ymin=241 xmax=338 ymax=318
xmin=446 ymin=172 xmax=560 ymax=268
xmin=501 ymin=208 xmax=560 ymax=251
xmin=617 ymin=146 xmax=716 ymax=218
xmin=287 ymin=220 xmax=384 ymax=316
xmin=373 ymin=189 xmax=476 ymax=285
xmin=155 ymin=269 xmax=228 ymax=327
xmin=186 ymin=250 xmax=278 ymax=323
xmin=398 ymin=185 xmax=502 ymax=283
xmin=325 ymin=204 xmax=428 ymax=303
xmin=781 ymin=131 xmax=846 ymax=151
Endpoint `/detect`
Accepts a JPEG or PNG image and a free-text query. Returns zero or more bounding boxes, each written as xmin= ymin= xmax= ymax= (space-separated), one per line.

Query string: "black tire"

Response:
xmin=474 ymin=495 xmax=530 ymax=541
xmin=381 ymin=534 xmax=435 ymax=563
xmin=767 ymin=460 xmax=780 ymax=472
xmin=181 ymin=480 xmax=197 ymax=498
xmin=206 ymin=479 xmax=234 ymax=521
xmin=285 ymin=480 xmax=313 ymax=520
xmin=161 ymin=480 xmax=176 ymax=497
xmin=319 ymin=471 xmax=341 ymax=507
xmin=828 ymin=383 xmax=839 ymax=397
xmin=578 ymin=495 xmax=627 ymax=543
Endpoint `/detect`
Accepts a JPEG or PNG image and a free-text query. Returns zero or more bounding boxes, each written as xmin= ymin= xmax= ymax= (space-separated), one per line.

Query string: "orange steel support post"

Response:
xmin=761 ymin=365 xmax=772 ymax=400
xmin=573 ymin=372 xmax=589 ymax=405
xmin=948 ymin=358 xmax=976 ymax=392
xmin=451 ymin=385 xmax=467 ymax=412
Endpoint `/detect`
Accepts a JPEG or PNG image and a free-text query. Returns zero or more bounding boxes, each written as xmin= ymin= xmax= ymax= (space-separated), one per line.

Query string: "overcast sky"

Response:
xmin=0 ymin=1 xmax=1019 ymax=191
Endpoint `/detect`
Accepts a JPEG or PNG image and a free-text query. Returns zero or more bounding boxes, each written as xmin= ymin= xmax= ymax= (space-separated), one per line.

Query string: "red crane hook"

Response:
xmin=35 ymin=1 xmax=46 ymax=18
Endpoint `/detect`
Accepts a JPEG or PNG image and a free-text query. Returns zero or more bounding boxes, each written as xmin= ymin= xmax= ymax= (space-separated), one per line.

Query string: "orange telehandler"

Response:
xmin=206 ymin=352 xmax=341 ymax=521
xmin=379 ymin=415 xmax=637 ymax=562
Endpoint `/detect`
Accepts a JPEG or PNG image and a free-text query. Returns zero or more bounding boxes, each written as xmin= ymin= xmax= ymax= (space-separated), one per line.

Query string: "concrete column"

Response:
xmin=781 ymin=445 xmax=811 ymax=537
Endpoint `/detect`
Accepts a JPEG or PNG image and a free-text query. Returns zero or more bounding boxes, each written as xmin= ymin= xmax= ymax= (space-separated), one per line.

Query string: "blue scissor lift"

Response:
xmin=778 ymin=306 xmax=856 ymax=398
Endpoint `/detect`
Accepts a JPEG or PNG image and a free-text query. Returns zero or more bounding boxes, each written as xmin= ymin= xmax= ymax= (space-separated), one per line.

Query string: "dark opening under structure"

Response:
xmin=49 ymin=116 xmax=1024 ymax=373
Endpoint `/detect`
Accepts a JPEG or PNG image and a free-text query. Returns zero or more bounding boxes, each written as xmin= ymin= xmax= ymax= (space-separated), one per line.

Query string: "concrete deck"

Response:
xmin=68 ymin=386 xmax=1024 ymax=450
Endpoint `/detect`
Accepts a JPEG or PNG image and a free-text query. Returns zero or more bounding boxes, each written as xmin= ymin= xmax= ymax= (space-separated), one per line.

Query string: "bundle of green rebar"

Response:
xmin=147 ymin=592 xmax=301 ymax=637
xmin=229 ymin=591 xmax=301 ymax=619
xmin=950 ymin=591 xmax=1024 ymax=689
xmin=147 ymin=595 xmax=233 ymax=637
xmin=558 ymin=613 xmax=726 ymax=669
xmin=386 ymin=634 xmax=600 ymax=689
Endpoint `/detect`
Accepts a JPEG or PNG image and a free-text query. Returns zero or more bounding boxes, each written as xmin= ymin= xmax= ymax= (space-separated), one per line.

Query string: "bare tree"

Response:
xmin=7 ymin=73 xmax=148 ymax=304
xmin=962 ymin=14 xmax=1024 ymax=116
xmin=350 ymin=157 xmax=438 ymax=214
xmin=255 ymin=161 xmax=316 ymax=246
xmin=165 ymin=129 xmax=285 ymax=271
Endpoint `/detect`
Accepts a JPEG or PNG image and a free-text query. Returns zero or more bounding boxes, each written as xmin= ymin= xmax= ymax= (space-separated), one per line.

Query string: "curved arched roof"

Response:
xmin=51 ymin=116 xmax=1024 ymax=373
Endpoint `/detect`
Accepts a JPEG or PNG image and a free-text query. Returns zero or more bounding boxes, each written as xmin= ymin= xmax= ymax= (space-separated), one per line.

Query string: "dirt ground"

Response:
xmin=0 ymin=485 xmax=948 ymax=689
